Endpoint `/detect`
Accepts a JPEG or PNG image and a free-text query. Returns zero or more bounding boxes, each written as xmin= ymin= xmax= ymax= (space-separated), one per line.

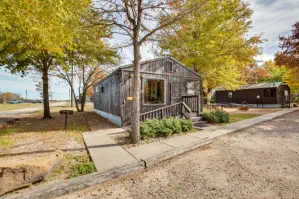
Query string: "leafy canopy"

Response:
xmin=275 ymin=22 xmax=299 ymax=94
xmin=246 ymin=60 xmax=287 ymax=84
xmin=157 ymin=0 xmax=262 ymax=93
xmin=0 ymin=0 xmax=91 ymax=72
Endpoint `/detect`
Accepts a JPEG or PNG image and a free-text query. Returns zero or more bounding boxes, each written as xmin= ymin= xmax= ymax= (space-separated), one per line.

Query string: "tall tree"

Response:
xmin=157 ymin=0 xmax=262 ymax=95
xmin=275 ymin=22 xmax=299 ymax=93
xmin=0 ymin=0 xmax=91 ymax=118
xmin=94 ymin=0 xmax=201 ymax=143
xmin=55 ymin=13 xmax=117 ymax=112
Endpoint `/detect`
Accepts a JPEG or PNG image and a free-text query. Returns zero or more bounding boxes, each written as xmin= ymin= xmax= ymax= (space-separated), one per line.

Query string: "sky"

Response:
xmin=0 ymin=0 xmax=298 ymax=100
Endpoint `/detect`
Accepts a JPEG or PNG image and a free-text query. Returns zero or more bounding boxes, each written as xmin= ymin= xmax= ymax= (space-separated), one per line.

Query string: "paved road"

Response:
xmin=0 ymin=102 xmax=66 ymax=116
xmin=58 ymin=110 xmax=299 ymax=199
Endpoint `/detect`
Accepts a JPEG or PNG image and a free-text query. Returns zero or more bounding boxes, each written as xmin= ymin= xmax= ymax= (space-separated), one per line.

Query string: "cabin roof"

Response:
xmin=95 ymin=56 xmax=202 ymax=86
xmin=217 ymin=82 xmax=285 ymax=91
xmin=119 ymin=56 xmax=202 ymax=78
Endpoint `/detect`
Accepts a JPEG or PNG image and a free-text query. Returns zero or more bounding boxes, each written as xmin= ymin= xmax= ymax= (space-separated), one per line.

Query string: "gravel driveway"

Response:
xmin=58 ymin=111 xmax=299 ymax=199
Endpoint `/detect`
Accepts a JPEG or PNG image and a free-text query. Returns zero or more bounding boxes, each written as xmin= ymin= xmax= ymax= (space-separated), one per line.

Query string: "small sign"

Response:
xmin=256 ymin=95 xmax=260 ymax=99
xmin=60 ymin=110 xmax=74 ymax=115
xmin=127 ymin=96 xmax=133 ymax=101
xmin=285 ymin=90 xmax=289 ymax=96
xmin=59 ymin=110 xmax=74 ymax=130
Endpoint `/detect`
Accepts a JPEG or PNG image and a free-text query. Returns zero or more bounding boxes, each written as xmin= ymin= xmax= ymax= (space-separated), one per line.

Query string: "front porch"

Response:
xmin=140 ymin=95 xmax=206 ymax=127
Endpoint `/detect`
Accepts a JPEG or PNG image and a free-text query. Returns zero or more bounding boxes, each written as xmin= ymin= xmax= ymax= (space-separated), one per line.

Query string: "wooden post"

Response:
xmin=197 ymin=94 xmax=200 ymax=116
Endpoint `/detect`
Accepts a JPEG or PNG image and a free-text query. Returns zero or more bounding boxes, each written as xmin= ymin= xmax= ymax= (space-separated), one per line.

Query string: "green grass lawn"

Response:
xmin=228 ymin=113 xmax=261 ymax=123
xmin=0 ymin=103 xmax=42 ymax=112
xmin=214 ymin=113 xmax=261 ymax=126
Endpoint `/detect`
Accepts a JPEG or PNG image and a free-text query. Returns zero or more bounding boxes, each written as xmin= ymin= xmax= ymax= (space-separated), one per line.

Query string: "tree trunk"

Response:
xmin=42 ymin=67 xmax=52 ymax=119
xmin=80 ymin=90 xmax=87 ymax=112
xmin=71 ymin=85 xmax=80 ymax=112
xmin=131 ymin=43 xmax=141 ymax=144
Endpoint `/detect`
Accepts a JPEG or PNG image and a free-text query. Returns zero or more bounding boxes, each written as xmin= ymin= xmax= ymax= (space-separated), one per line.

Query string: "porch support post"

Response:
xmin=197 ymin=94 xmax=200 ymax=116
xmin=200 ymin=78 xmax=203 ymax=113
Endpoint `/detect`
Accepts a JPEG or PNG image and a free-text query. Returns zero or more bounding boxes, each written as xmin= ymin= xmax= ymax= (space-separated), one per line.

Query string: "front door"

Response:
xmin=171 ymin=81 xmax=181 ymax=104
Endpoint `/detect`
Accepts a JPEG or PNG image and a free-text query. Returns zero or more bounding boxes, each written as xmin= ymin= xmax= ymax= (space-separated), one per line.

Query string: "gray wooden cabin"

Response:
xmin=94 ymin=57 xmax=203 ymax=127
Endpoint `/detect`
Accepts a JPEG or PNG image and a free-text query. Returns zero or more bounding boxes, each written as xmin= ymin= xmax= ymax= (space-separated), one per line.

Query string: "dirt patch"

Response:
xmin=59 ymin=111 xmax=299 ymax=199
xmin=0 ymin=106 xmax=117 ymax=186
xmin=86 ymin=112 xmax=118 ymax=131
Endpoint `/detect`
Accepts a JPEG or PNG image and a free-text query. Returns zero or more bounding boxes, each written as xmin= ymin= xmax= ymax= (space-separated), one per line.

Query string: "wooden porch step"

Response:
xmin=193 ymin=121 xmax=209 ymax=128
xmin=189 ymin=112 xmax=198 ymax=118
xmin=191 ymin=116 xmax=202 ymax=122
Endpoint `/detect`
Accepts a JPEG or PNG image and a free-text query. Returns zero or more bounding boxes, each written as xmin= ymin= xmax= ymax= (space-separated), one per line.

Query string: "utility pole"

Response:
xmin=26 ymin=90 xmax=27 ymax=101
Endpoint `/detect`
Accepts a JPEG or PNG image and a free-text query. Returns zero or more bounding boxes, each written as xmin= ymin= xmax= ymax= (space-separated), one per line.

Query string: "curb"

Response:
xmin=1 ymin=161 xmax=144 ymax=199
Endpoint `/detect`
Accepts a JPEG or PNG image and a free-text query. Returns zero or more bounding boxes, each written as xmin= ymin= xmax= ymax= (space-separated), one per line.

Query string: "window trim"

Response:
xmin=264 ymin=88 xmax=276 ymax=97
xmin=165 ymin=61 xmax=174 ymax=73
xmin=142 ymin=77 xmax=167 ymax=106
xmin=96 ymin=85 xmax=103 ymax=93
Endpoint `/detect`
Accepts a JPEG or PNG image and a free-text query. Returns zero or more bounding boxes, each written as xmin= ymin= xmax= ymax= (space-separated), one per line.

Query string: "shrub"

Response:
xmin=69 ymin=163 xmax=96 ymax=178
xmin=140 ymin=117 xmax=193 ymax=139
xmin=180 ymin=119 xmax=193 ymax=132
xmin=162 ymin=117 xmax=182 ymax=134
xmin=201 ymin=110 xmax=229 ymax=123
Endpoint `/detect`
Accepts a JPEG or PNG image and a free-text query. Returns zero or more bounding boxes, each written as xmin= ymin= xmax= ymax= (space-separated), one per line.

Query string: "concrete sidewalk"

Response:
xmin=84 ymin=107 xmax=298 ymax=172
xmin=83 ymin=129 xmax=139 ymax=172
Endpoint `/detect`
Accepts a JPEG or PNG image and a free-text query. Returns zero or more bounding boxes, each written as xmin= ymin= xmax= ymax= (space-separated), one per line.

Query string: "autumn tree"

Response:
xmin=0 ymin=0 xmax=91 ymax=119
xmin=93 ymin=0 xmax=202 ymax=143
xmin=247 ymin=61 xmax=286 ymax=84
xmin=55 ymin=12 xmax=117 ymax=112
xmin=275 ymin=22 xmax=299 ymax=93
xmin=57 ymin=66 xmax=108 ymax=112
xmin=157 ymin=0 xmax=262 ymax=95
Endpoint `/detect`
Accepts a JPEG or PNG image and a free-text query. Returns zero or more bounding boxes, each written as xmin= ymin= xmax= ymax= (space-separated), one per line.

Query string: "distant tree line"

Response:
xmin=0 ymin=92 xmax=22 ymax=103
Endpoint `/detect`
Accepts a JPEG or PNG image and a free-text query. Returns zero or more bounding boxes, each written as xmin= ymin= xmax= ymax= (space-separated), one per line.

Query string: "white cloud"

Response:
xmin=247 ymin=0 xmax=299 ymax=62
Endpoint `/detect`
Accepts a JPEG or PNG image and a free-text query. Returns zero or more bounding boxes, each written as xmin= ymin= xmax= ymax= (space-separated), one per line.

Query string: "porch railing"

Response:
xmin=140 ymin=102 xmax=191 ymax=122
xmin=182 ymin=95 xmax=200 ymax=114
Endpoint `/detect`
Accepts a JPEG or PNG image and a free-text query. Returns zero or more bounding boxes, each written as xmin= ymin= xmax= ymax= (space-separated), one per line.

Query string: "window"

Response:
xmin=264 ymin=89 xmax=276 ymax=97
xmin=165 ymin=61 xmax=173 ymax=72
xmin=96 ymin=85 xmax=103 ymax=93
xmin=172 ymin=82 xmax=180 ymax=97
xmin=143 ymin=79 xmax=165 ymax=104
xmin=187 ymin=82 xmax=195 ymax=95
xmin=285 ymin=90 xmax=289 ymax=100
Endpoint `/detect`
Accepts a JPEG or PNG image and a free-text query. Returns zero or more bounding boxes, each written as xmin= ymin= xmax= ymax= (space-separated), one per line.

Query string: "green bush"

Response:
xmin=201 ymin=110 xmax=229 ymax=123
xmin=180 ymin=119 xmax=193 ymax=132
xmin=140 ymin=117 xmax=193 ymax=139
xmin=69 ymin=163 xmax=96 ymax=178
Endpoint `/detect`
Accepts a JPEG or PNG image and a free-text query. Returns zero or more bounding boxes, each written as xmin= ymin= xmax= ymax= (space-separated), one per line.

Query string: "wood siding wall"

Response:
xmin=216 ymin=88 xmax=281 ymax=105
xmin=121 ymin=58 xmax=201 ymax=126
xmin=94 ymin=71 xmax=121 ymax=116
